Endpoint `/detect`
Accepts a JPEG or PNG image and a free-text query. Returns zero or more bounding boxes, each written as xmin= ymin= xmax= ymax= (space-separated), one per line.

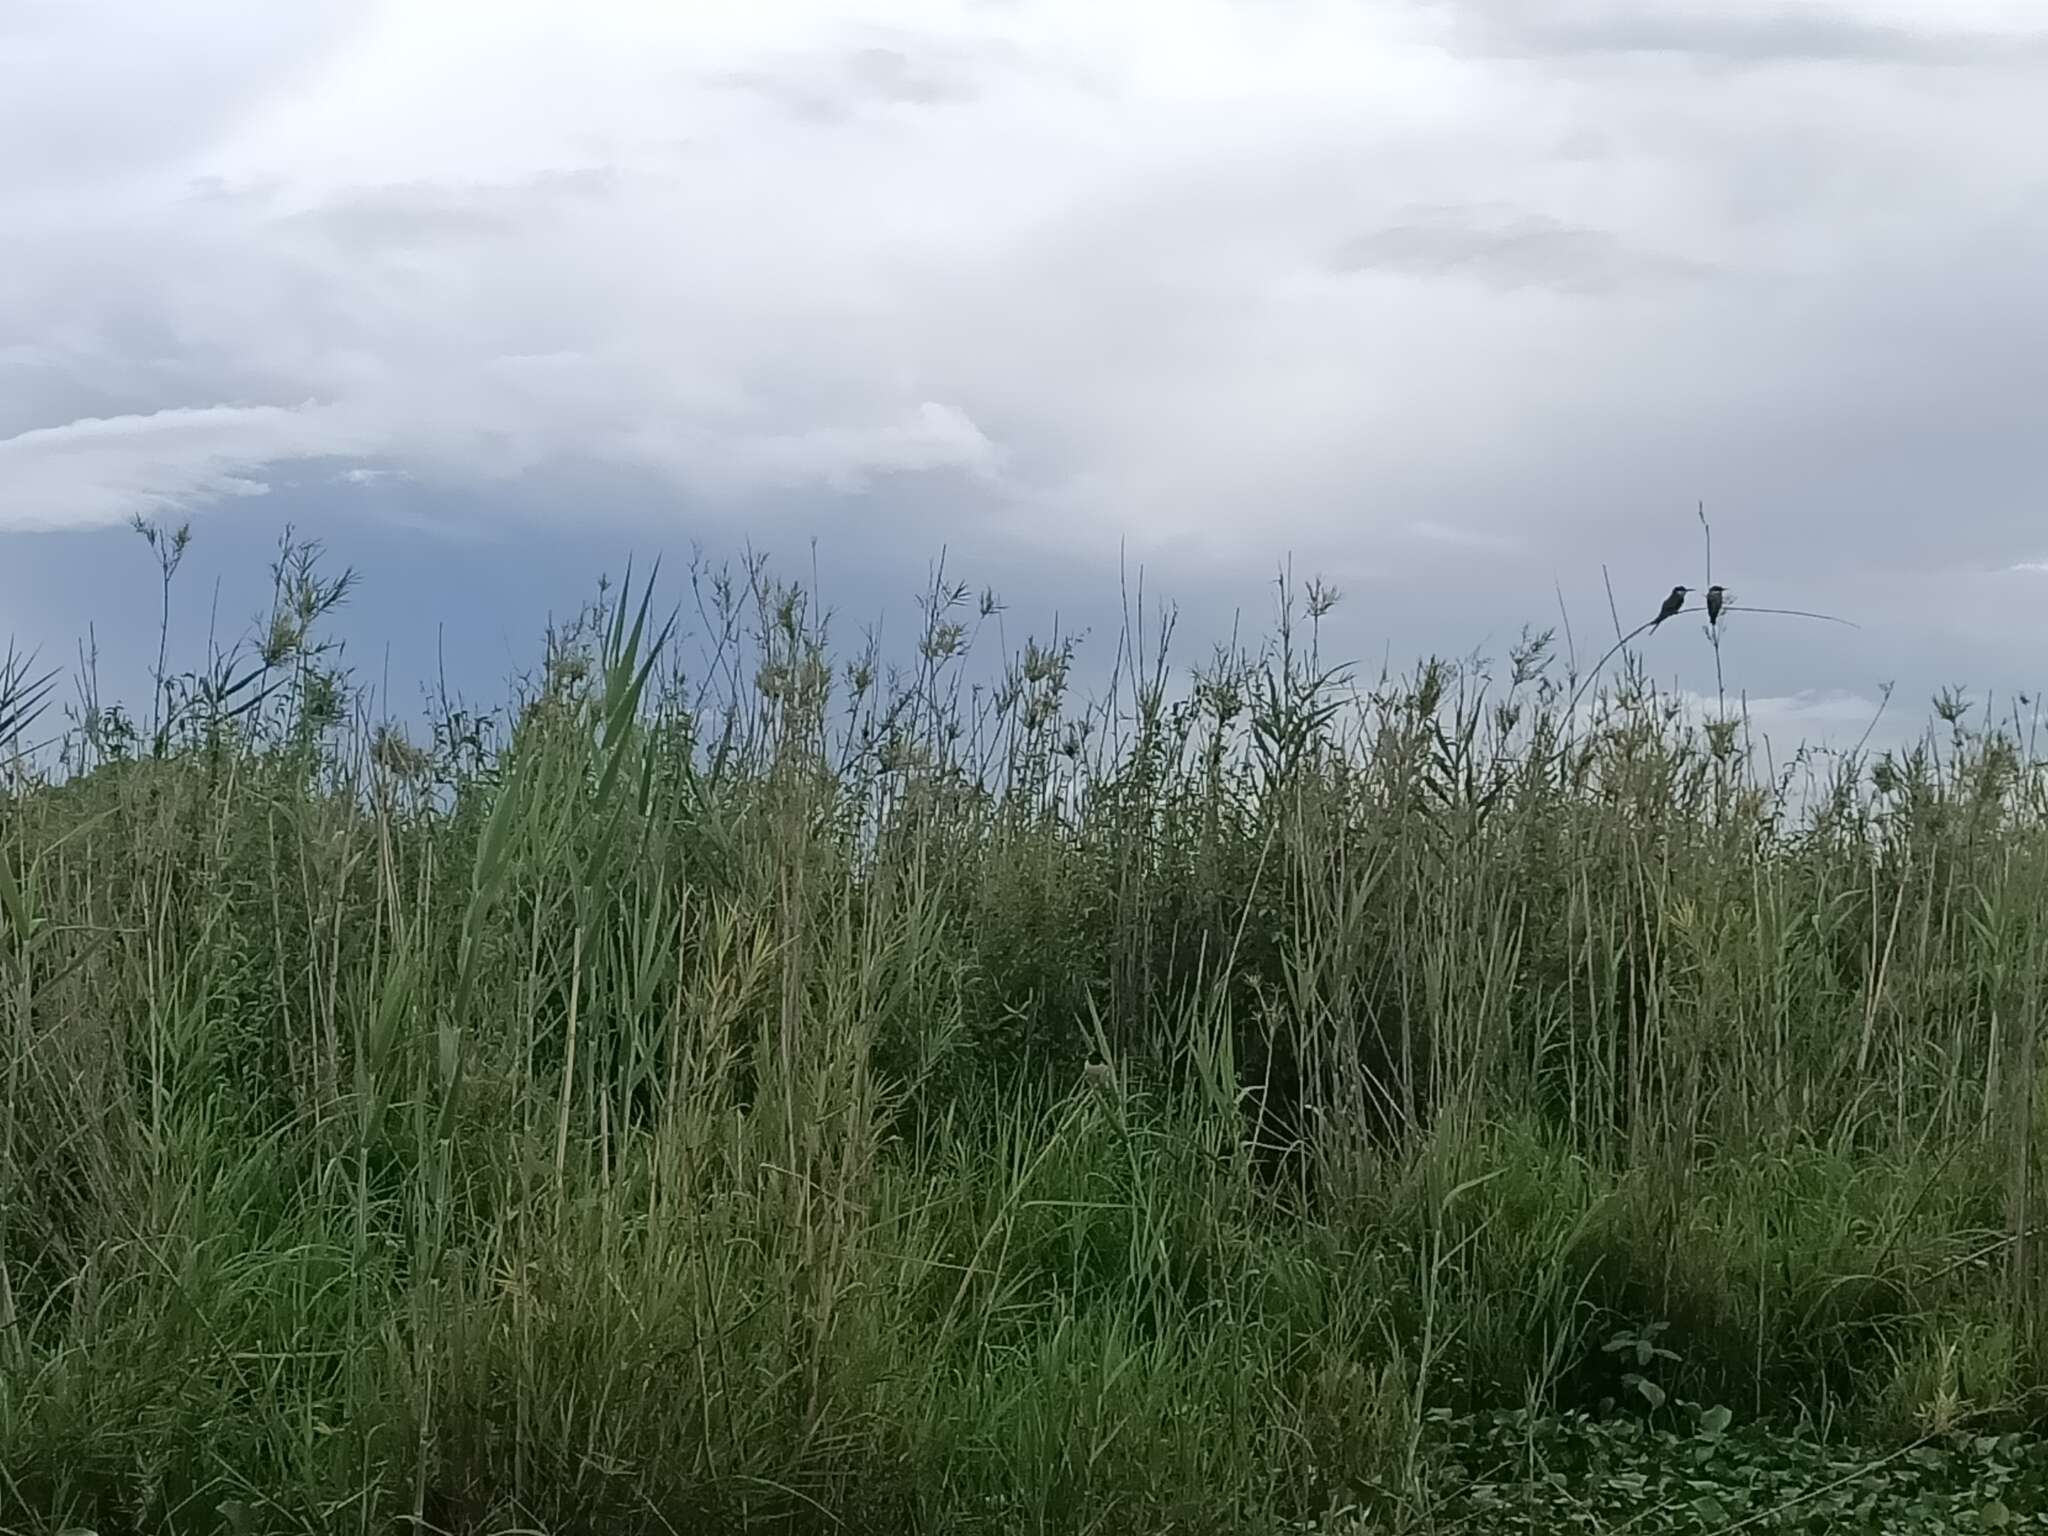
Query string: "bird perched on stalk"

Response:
xmin=1650 ymin=585 xmax=1688 ymax=630
xmin=1705 ymin=585 xmax=1727 ymax=625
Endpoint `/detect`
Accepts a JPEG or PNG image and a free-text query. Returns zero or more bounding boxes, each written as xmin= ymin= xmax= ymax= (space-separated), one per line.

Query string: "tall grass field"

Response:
xmin=7 ymin=536 xmax=2048 ymax=1532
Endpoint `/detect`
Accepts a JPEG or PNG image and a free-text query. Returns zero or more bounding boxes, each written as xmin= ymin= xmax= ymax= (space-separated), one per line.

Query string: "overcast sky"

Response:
xmin=4 ymin=0 xmax=2046 ymax=749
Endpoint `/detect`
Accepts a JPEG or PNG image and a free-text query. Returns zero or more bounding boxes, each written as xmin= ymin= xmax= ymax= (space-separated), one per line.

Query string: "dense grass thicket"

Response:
xmin=7 ymin=539 xmax=2048 ymax=1532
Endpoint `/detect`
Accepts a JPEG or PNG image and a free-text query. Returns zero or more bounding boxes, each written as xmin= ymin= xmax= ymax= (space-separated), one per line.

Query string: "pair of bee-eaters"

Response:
xmin=1653 ymin=584 xmax=1727 ymax=629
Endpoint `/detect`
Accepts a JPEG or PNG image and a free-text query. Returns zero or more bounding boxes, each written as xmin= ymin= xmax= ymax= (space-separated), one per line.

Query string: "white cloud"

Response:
xmin=0 ymin=403 xmax=366 ymax=530
xmin=1685 ymin=687 xmax=1890 ymax=727
xmin=3 ymin=0 xmax=2047 ymax=707
xmin=726 ymin=402 xmax=1002 ymax=492
xmin=1639 ymin=687 xmax=1903 ymax=766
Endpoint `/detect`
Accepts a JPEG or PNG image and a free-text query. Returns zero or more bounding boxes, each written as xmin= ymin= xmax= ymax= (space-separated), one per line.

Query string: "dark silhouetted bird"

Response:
xmin=1650 ymin=585 xmax=1689 ymax=630
xmin=1706 ymin=585 xmax=1727 ymax=625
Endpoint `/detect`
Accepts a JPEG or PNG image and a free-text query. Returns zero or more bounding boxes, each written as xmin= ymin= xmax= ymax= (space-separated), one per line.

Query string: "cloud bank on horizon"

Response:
xmin=4 ymin=0 xmax=2048 ymax=731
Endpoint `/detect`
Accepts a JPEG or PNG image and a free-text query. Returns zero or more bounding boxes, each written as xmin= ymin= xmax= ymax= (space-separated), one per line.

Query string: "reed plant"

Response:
xmin=4 ymin=539 xmax=2046 ymax=1532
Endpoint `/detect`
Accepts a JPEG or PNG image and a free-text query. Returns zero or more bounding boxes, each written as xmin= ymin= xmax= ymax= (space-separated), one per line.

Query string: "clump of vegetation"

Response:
xmin=5 ymin=531 xmax=2048 ymax=1533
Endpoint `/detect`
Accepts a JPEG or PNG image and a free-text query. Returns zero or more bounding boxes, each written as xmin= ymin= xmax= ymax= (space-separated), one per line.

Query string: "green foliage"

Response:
xmin=1426 ymin=1411 xmax=2048 ymax=1533
xmin=7 ymin=548 xmax=2048 ymax=1532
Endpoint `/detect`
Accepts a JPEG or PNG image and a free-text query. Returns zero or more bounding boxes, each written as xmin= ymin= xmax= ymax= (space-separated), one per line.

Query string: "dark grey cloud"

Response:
xmin=710 ymin=36 xmax=991 ymax=122
xmin=1331 ymin=205 xmax=1711 ymax=293
xmin=1430 ymin=1 xmax=2048 ymax=68
xmin=277 ymin=169 xmax=619 ymax=255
